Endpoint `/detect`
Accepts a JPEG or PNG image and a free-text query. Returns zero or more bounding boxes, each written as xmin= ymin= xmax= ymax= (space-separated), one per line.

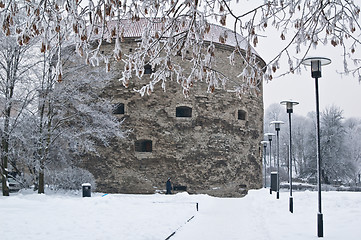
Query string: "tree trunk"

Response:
xmin=1 ymin=101 xmax=11 ymax=196
xmin=1 ymin=128 xmax=10 ymax=196
xmin=1 ymin=174 xmax=9 ymax=196
xmin=1 ymin=137 xmax=10 ymax=196
xmin=38 ymin=171 xmax=45 ymax=194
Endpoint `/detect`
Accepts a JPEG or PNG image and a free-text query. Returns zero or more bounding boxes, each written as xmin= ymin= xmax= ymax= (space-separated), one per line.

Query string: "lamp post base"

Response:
xmin=318 ymin=212 xmax=323 ymax=237
xmin=289 ymin=196 xmax=293 ymax=213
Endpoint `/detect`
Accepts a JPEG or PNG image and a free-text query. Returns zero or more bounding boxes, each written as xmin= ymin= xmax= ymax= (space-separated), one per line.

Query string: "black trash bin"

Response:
xmin=82 ymin=183 xmax=91 ymax=197
xmin=271 ymin=172 xmax=278 ymax=192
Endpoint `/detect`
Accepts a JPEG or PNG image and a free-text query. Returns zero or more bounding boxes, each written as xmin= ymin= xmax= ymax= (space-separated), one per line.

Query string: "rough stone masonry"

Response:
xmin=73 ymin=22 xmax=265 ymax=197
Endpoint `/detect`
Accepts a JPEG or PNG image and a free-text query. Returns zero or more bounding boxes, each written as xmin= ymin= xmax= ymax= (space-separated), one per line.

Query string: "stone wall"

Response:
xmin=77 ymin=39 xmax=264 ymax=197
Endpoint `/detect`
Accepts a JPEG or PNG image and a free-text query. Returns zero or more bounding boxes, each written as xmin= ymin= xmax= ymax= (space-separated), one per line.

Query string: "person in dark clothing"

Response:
xmin=166 ymin=178 xmax=172 ymax=194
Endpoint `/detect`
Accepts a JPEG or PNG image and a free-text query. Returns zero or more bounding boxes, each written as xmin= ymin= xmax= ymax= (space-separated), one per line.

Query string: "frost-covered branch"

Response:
xmin=0 ymin=0 xmax=360 ymax=95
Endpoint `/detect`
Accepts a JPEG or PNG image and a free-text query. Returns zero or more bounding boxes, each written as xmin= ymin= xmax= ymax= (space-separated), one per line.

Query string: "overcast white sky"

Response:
xmin=225 ymin=0 xmax=361 ymax=119
xmin=260 ymin=39 xmax=361 ymax=119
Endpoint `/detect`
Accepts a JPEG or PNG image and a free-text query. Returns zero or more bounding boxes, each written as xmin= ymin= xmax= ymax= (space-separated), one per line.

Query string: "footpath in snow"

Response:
xmin=1 ymin=188 xmax=360 ymax=240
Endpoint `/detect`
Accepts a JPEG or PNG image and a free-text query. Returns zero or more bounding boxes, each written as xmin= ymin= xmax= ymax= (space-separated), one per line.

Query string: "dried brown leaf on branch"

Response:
xmin=220 ymin=15 xmax=226 ymax=26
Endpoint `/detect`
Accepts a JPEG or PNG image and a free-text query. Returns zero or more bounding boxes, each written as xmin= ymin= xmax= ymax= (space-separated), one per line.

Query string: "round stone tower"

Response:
xmin=77 ymin=19 xmax=265 ymax=197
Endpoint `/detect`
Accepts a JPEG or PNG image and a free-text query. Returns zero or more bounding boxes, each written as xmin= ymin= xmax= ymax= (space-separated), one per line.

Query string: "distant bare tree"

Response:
xmin=344 ymin=118 xmax=361 ymax=184
xmin=319 ymin=105 xmax=347 ymax=183
xmin=0 ymin=32 xmax=37 ymax=196
xmin=264 ymin=104 xmax=361 ymax=184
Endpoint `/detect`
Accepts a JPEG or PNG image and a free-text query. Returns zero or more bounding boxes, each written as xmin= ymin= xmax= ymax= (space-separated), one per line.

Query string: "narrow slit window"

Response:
xmin=176 ymin=106 xmax=192 ymax=118
xmin=135 ymin=140 xmax=152 ymax=152
xmin=113 ymin=103 xmax=125 ymax=114
xmin=144 ymin=64 xmax=153 ymax=74
xmin=238 ymin=110 xmax=246 ymax=120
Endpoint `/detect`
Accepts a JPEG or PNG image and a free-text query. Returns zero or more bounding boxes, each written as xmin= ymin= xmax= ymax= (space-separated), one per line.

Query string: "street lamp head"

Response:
xmin=270 ymin=121 xmax=285 ymax=131
xmin=280 ymin=100 xmax=299 ymax=114
xmin=302 ymin=57 xmax=331 ymax=79
xmin=261 ymin=140 xmax=268 ymax=147
xmin=264 ymin=133 xmax=275 ymax=141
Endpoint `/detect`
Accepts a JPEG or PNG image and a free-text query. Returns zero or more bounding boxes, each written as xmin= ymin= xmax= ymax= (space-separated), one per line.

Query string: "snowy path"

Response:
xmin=1 ymin=189 xmax=361 ymax=240
xmin=173 ymin=189 xmax=361 ymax=240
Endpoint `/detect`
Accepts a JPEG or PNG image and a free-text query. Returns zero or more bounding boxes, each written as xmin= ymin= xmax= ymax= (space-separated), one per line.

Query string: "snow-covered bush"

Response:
xmin=45 ymin=167 xmax=96 ymax=191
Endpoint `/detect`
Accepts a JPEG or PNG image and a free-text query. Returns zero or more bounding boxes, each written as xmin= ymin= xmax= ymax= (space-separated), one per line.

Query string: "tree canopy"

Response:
xmin=0 ymin=0 xmax=359 ymax=96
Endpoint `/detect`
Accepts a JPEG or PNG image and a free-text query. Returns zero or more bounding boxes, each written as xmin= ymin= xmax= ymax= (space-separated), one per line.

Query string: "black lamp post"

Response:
xmin=302 ymin=56 xmax=331 ymax=238
xmin=270 ymin=121 xmax=284 ymax=200
xmin=264 ymin=133 xmax=275 ymax=194
xmin=280 ymin=100 xmax=299 ymax=213
xmin=261 ymin=141 xmax=268 ymax=188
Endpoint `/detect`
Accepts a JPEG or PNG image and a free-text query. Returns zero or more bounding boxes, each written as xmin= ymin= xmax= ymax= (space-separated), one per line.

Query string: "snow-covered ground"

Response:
xmin=1 ymin=188 xmax=360 ymax=240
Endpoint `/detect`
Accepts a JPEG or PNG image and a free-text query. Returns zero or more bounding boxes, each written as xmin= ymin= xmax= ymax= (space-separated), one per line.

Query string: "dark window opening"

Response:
xmin=144 ymin=64 xmax=153 ymax=74
xmin=176 ymin=106 xmax=192 ymax=118
xmin=238 ymin=110 xmax=246 ymax=120
xmin=113 ymin=103 xmax=125 ymax=114
xmin=135 ymin=140 xmax=152 ymax=152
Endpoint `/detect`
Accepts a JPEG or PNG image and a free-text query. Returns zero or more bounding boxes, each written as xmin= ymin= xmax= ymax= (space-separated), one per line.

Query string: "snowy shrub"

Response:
xmin=45 ymin=167 xmax=96 ymax=191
